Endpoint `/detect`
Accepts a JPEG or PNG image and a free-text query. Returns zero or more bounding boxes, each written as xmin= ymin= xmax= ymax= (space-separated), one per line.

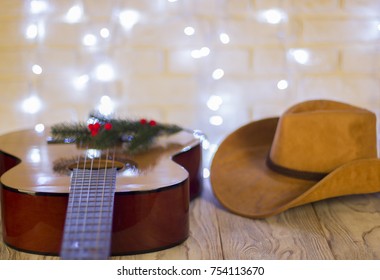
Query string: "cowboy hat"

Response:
xmin=210 ymin=99 xmax=380 ymax=218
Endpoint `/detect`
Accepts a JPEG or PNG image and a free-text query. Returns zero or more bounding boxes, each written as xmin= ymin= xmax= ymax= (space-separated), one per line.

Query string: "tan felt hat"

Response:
xmin=210 ymin=100 xmax=380 ymax=218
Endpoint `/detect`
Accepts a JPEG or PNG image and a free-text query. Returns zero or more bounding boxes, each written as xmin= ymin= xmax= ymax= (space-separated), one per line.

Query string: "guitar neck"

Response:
xmin=60 ymin=168 xmax=117 ymax=260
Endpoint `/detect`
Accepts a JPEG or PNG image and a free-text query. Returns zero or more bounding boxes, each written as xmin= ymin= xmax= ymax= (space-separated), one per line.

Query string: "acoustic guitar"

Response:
xmin=0 ymin=126 xmax=202 ymax=259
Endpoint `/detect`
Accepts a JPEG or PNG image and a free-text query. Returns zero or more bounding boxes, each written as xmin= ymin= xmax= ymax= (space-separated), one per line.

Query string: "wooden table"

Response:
xmin=2 ymin=178 xmax=380 ymax=260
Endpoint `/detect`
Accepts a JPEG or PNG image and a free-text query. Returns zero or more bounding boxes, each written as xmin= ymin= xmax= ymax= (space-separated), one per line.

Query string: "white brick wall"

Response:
xmin=0 ymin=0 xmax=379 ymax=147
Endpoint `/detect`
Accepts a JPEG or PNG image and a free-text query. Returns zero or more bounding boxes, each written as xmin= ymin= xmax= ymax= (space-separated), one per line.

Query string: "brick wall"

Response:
xmin=0 ymin=0 xmax=379 ymax=149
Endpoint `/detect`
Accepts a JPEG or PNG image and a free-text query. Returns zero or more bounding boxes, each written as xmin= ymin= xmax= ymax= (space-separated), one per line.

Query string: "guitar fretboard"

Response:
xmin=60 ymin=168 xmax=117 ymax=260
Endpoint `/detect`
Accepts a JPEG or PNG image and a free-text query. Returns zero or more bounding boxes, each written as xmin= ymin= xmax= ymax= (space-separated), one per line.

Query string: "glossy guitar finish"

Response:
xmin=0 ymin=128 xmax=202 ymax=256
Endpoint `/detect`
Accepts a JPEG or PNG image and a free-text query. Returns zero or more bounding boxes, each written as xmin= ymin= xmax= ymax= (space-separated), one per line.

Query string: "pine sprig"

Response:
xmin=50 ymin=116 xmax=183 ymax=153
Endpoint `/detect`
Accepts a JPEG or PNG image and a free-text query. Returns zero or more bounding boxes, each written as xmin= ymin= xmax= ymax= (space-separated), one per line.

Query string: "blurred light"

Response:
xmin=289 ymin=49 xmax=310 ymax=65
xmin=66 ymin=5 xmax=83 ymax=23
xmin=22 ymin=96 xmax=42 ymax=114
xmin=277 ymin=79 xmax=289 ymax=90
xmin=82 ymin=34 xmax=97 ymax=46
xmin=119 ymin=10 xmax=140 ymax=30
xmin=219 ymin=33 xmax=230 ymax=44
xmin=207 ymin=95 xmax=223 ymax=111
xmin=73 ymin=74 xmax=89 ymax=90
xmin=32 ymin=64 xmax=43 ymax=75
xmin=202 ymin=168 xmax=210 ymax=179
xmin=29 ymin=148 xmax=41 ymax=163
xmin=26 ymin=24 xmax=38 ymax=39
xmin=209 ymin=115 xmax=223 ymax=126
xmin=191 ymin=47 xmax=210 ymax=59
xmin=100 ymin=28 xmax=110 ymax=38
xmin=212 ymin=68 xmax=224 ymax=80
xmin=86 ymin=149 xmax=101 ymax=159
xmin=30 ymin=0 xmax=48 ymax=14
xmin=260 ymin=9 xmax=285 ymax=24
xmin=94 ymin=63 xmax=115 ymax=82
xmin=168 ymin=0 xmax=178 ymax=2
xmin=202 ymin=139 xmax=210 ymax=150
xmin=377 ymin=23 xmax=380 ymax=31
xmin=98 ymin=95 xmax=114 ymax=116
xmin=34 ymin=123 xmax=45 ymax=133
xmin=184 ymin=26 xmax=195 ymax=36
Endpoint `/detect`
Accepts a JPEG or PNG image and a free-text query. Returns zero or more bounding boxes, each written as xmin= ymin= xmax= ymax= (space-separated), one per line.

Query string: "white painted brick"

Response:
xmin=303 ymin=19 xmax=380 ymax=43
xmin=341 ymin=46 xmax=380 ymax=73
xmin=209 ymin=49 xmax=251 ymax=74
xmin=122 ymin=76 xmax=197 ymax=105
xmin=168 ymin=49 xmax=199 ymax=74
xmin=0 ymin=50 xmax=33 ymax=78
xmin=43 ymin=22 xmax=82 ymax=47
xmin=113 ymin=48 xmax=164 ymax=75
xmin=288 ymin=47 xmax=340 ymax=73
xmin=0 ymin=20 xmax=30 ymax=47
xmin=0 ymin=1 xmax=25 ymax=19
xmin=296 ymin=77 xmax=380 ymax=111
xmin=343 ymin=0 xmax=380 ymax=15
xmin=253 ymin=47 xmax=287 ymax=74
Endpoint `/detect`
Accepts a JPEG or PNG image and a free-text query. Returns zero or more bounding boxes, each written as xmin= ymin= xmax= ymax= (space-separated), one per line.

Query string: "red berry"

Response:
xmin=104 ymin=123 xmax=112 ymax=130
xmin=140 ymin=119 xmax=147 ymax=125
xmin=149 ymin=120 xmax=157 ymax=126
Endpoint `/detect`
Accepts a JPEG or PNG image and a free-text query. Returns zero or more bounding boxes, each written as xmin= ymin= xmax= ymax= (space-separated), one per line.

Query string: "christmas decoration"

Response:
xmin=50 ymin=113 xmax=183 ymax=153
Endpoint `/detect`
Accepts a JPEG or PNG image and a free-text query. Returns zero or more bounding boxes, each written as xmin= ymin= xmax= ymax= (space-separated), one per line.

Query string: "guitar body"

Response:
xmin=0 ymin=127 xmax=202 ymax=256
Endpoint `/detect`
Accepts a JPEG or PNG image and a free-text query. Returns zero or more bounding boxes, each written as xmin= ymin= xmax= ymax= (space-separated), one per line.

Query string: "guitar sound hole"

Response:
xmin=53 ymin=157 xmax=138 ymax=175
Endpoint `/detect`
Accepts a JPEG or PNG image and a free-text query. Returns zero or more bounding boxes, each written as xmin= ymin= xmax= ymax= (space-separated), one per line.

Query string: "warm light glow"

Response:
xmin=219 ymin=33 xmax=230 ymax=44
xmin=98 ymin=95 xmax=115 ymax=116
xmin=212 ymin=68 xmax=224 ymax=80
xmin=26 ymin=24 xmax=38 ymax=39
xmin=30 ymin=0 xmax=48 ymax=14
xmin=260 ymin=9 xmax=285 ymax=24
xmin=100 ymin=28 xmax=110 ymax=38
xmin=29 ymin=148 xmax=41 ymax=163
xmin=207 ymin=95 xmax=223 ymax=111
xmin=73 ymin=74 xmax=89 ymax=90
xmin=119 ymin=10 xmax=140 ymax=30
xmin=94 ymin=63 xmax=115 ymax=82
xmin=277 ymin=79 xmax=289 ymax=90
xmin=82 ymin=34 xmax=97 ymax=46
xmin=202 ymin=168 xmax=210 ymax=179
xmin=289 ymin=49 xmax=310 ymax=65
xmin=34 ymin=123 xmax=45 ymax=133
xmin=66 ymin=5 xmax=83 ymax=23
xmin=32 ymin=64 xmax=43 ymax=75
xmin=22 ymin=96 xmax=42 ymax=114
xmin=209 ymin=115 xmax=223 ymax=126
xmin=184 ymin=26 xmax=195 ymax=36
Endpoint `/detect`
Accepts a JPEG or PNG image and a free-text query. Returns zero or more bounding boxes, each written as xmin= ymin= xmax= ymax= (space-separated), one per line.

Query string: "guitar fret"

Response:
xmin=60 ymin=167 xmax=117 ymax=260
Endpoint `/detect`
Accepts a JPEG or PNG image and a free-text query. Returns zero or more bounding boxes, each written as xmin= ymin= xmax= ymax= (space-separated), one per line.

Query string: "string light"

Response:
xmin=73 ymin=74 xmax=90 ymax=90
xmin=98 ymin=95 xmax=115 ymax=116
xmin=30 ymin=0 xmax=48 ymax=14
xmin=100 ymin=28 xmax=110 ymax=38
xmin=277 ymin=79 xmax=289 ymax=90
xmin=259 ymin=9 xmax=285 ymax=24
xmin=119 ymin=10 xmax=140 ymax=30
xmin=184 ymin=26 xmax=195 ymax=36
xmin=191 ymin=47 xmax=210 ymax=59
xmin=32 ymin=64 xmax=43 ymax=75
xmin=65 ymin=5 xmax=83 ymax=23
xmin=94 ymin=63 xmax=115 ymax=82
xmin=34 ymin=123 xmax=45 ymax=133
xmin=26 ymin=23 xmax=38 ymax=39
xmin=207 ymin=95 xmax=223 ymax=111
xmin=212 ymin=68 xmax=224 ymax=80
xmin=289 ymin=49 xmax=310 ymax=65
xmin=219 ymin=33 xmax=230 ymax=44
xmin=82 ymin=34 xmax=97 ymax=46
xmin=22 ymin=96 xmax=42 ymax=114
xmin=209 ymin=115 xmax=223 ymax=126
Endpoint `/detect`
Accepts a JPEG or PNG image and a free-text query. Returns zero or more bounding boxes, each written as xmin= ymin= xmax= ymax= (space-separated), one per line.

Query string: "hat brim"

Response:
xmin=210 ymin=117 xmax=380 ymax=218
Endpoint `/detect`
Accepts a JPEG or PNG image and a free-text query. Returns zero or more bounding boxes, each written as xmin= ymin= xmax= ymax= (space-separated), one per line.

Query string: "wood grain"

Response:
xmin=1 ymin=182 xmax=380 ymax=260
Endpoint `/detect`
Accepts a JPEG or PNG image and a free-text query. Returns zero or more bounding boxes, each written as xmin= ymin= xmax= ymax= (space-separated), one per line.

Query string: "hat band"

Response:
xmin=266 ymin=155 xmax=327 ymax=181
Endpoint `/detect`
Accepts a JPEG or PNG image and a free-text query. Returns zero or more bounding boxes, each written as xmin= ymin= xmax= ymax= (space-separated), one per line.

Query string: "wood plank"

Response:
xmin=216 ymin=201 xmax=335 ymax=259
xmin=314 ymin=193 xmax=380 ymax=260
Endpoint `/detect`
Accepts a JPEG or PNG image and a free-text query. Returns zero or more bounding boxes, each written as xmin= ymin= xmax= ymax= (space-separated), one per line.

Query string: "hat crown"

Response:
xmin=269 ymin=100 xmax=377 ymax=179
